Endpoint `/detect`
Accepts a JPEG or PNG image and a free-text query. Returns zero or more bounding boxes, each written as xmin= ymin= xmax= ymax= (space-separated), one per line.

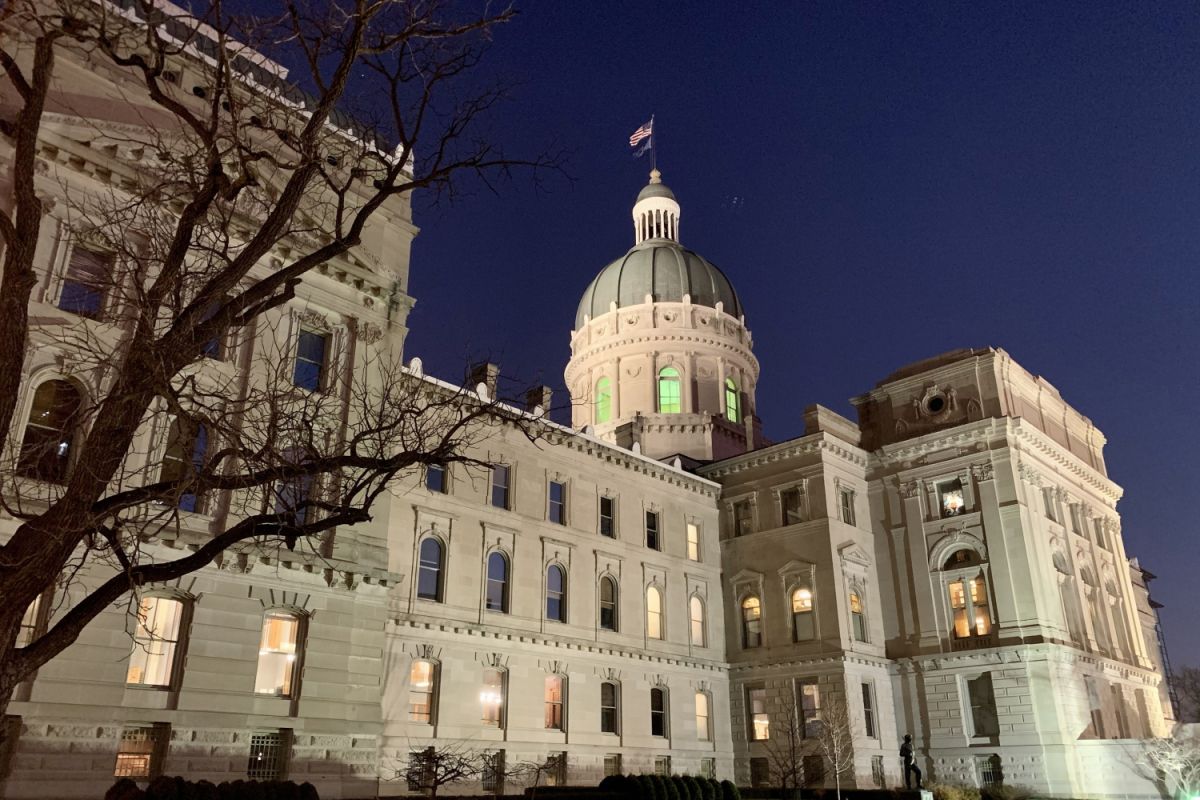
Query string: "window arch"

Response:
xmin=689 ymin=595 xmax=706 ymax=647
xmin=160 ymin=418 xmax=208 ymax=512
xmin=650 ymin=686 xmax=668 ymax=737
xmin=417 ymin=537 xmax=444 ymax=602
xmin=791 ymin=587 xmax=815 ymax=641
xmin=595 ymin=377 xmax=612 ymax=424
xmin=486 ymin=551 xmax=510 ymax=613
xmin=724 ymin=378 xmax=740 ymax=423
xmin=254 ymin=610 xmax=303 ymax=697
xmin=849 ymin=591 xmax=868 ymax=642
xmin=646 ymin=585 xmax=663 ymax=640
xmin=599 ymin=576 xmax=618 ymax=631
xmin=409 ymin=659 xmax=437 ymax=723
xmin=546 ymin=564 xmax=566 ymax=622
xmin=19 ymin=379 xmax=83 ymax=483
xmin=657 ymin=367 xmax=681 ymax=414
xmin=741 ymin=596 xmax=762 ymax=648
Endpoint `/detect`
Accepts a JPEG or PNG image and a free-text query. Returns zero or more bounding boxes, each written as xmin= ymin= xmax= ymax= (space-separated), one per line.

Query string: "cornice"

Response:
xmin=700 ymin=433 xmax=869 ymax=479
xmin=1011 ymin=422 xmax=1123 ymax=503
xmin=565 ymin=329 xmax=760 ymax=383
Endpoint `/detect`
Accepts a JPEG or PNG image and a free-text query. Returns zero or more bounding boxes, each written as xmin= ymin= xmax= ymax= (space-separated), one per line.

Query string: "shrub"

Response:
xmin=981 ymin=786 xmax=1033 ymax=800
xmin=702 ymin=778 xmax=719 ymax=800
xmin=719 ymin=779 xmax=740 ymax=800
xmin=639 ymin=774 xmax=658 ymax=800
xmin=105 ymin=778 xmax=146 ymax=800
xmin=298 ymin=783 xmax=320 ymax=800
xmin=929 ymin=784 xmax=981 ymax=800
xmin=653 ymin=774 xmax=671 ymax=800
xmin=682 ymin=775 xmax=701 ymax=800
xmin=664 ymin=775 xmax=682 ymax=800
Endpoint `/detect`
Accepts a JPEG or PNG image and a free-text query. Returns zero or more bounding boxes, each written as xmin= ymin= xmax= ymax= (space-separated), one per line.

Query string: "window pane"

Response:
xmin=486 ymin=553 xmax=508 ymax=612
xmin=657 ymin=367 xmax=681 ymax=414
xmin=749 ymin=688 xmax=769 ymax=740
xmin=481 ymin=669 xmax=504 ymax=726
xmin=409 ymin=660 xmax=435 ymax=723
xmin=940 ymin=479 xmax=965 ymax=517
xmin=600 ymin=496 xmax=615 ymax=537
xmin=595 ymin=377 xmax=611 ymax=424
xmin=549 ymin=481 xmax=566 ymax=524
xmin=601 ymin=683 xmax=618 ymax=733
xmin=490 ymin=465 xmax=510 ymax=508
xmin=426 ymin=464 xmax=446 ymax=493
xmin=645 ymin=511 xmax=659 ymax=549
xmin=254 ymin=613 xmax=300 ymax=697
xmin=742 ymin=596 xmax=762 ymax=647
xmin=690 ymin=596 xmax=705 ymax=646
xmin=687 ymin=523 xmax=700 ymax=561
xmin=126 ymin=597 xmax=184 ymax=687
xmin=59 ymin=247 xmax=110 ymax=318
xmin=544 ymin=676 xmax=563 ymax=730
xmin=725 ymin=378 xmax=740 ymax=422
xmin=646 ymin=587 xmax=662 ymax=639
xmin=19 ymin=380 xmax=82 ymax=483
xmin=695 ymin=692 xmax=711 ymax=741
xmin=650 ymin=688 xmax=666 ymax=737
xmin=114 ymin=725 xmax=167 ymax=779
xmin=600 ymin=577 xmax=617 ymax=631
xmin=293 ymin=330 xmax=328 ymax=391
xmin=247 ymin=731 xmax=288 ymax=780
xmin=799 ymin=680 xmax=822 ymax=738
xmin=546 ymin=565 xmax=565 ymax=622
xmin=417 ymin=538 xmax=443 ymax=601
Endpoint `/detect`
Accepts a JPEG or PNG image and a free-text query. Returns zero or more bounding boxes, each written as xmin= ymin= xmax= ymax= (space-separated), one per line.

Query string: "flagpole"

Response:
xmin=651 ymin=114 xmax=657 ymax=171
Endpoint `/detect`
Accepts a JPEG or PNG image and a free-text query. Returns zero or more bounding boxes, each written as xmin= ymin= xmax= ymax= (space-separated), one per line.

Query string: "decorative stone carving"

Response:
xmin=899 ymin=480 xmax=921 ymax=499
xmin=972 ymin=461 xmax=995 ymax=482
xmin=297 ymin=308 xmax=331 ymax=331
xmin=356 ymin=321 xmax=384 ymax=344
xmin=1017 ymin=461 xmax=1042 ymax=486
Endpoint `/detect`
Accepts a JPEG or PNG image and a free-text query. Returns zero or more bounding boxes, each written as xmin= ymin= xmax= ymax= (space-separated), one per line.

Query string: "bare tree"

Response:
xmin=1173 ymin=666 xmax=1200 ymax=723
xmin=816 ymin=694 xmax=857 ymax=800
xmin=0 ymin=0 xmax=560 ymax=734
xmin=400 ymin=742 xmax=482 ymax=798
xmin=1137 ymin=730 xmax=1200 ymax=800
xmin=761 ymin=703 xmax=807 ymax=797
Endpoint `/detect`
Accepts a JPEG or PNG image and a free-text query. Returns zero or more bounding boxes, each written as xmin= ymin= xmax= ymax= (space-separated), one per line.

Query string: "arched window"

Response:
xmin=599 ymin=576 xmax=618 ymax=631
xmin=417 ymin=538 xmax=444 ymax=601
xmin=486 ymin=552 xmax=509 ymax=613
xmin=160 ymin=418 xmax=208 ymax=512
xmin=741 ymin=596 xmax=762 ymax=648
xmin=657 ymin=367 xmax=681 ymax=414
xmin=650 ymin=687 xmax=668 ymax=737
xmin=724 ymin=378 xmax=740 ymax=423
xmin=19 ymin=379 xmax=83 ymax=483
xmin=546 ymin=564 xmax=566 ymax=622
xmin=595 ymin=377 xmax=612 ymax=424
xmin=849 ymin=591 xmax=868 ymax=642
xmin=695 ymin=691 xmax=712 ymax=741
xmin=646 ymin=585 xmax=663 ymax=640
xmin=600 ymin=681 xmax=619 ymax=733
xmin=689 ymin=596 xmax=706 ymax=647
xmin=409 ymin=659 xmax=437 ymax=723
xmin=944 ymin=549 xmax=991 ymax=640
xmin=791 ymin=587 xmax=815 ymax=641
xmin=254 ymin=611 xmax=302 ymax=697
xmin=126 ymin=595 xmax=186 ymax=688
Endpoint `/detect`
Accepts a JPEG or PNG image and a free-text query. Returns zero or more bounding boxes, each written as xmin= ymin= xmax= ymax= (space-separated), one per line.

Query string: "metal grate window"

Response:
xmin=977 ymin=754 xmax=1004 ymax=787
xmin=544 ymin=752 xmax=567 ymax=786
xmin=872 ymin=755 xmax=886 ymax=788
xmin=603 ymin=754 xmax=622 ymax=777
xmin=247 ymin=729 xmax=290 ymax=780
xmin=700 ymin=758 xmax=716 ymax=780
xmin=114 ymin=724 xmax=169 ymax=778
xmin=653 ymin=755 xmax=670 ymax=776
xmin=482 ymin=749 xmax=505 ymax=793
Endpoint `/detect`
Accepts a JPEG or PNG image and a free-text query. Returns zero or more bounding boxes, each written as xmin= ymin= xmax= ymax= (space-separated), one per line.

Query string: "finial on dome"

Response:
xmin=649 ymin=168 xmax=662 ymax=185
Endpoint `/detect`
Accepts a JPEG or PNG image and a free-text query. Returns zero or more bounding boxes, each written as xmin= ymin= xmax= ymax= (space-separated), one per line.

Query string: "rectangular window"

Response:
xmin=696 ymin=692 xmax=712 ymax=741
xmin=407 ymin=748 xmax=434 ymax=792
xmin=872 ymin=755 xmax=886 ymax=788
xmin=603 ymin=754 xmax=622 ymax=777
xmin=733 ymin=500 xmax=754 ymax=536
xmin=839 ymin=488 xmax=856 ymax=525
xmin=1070 ymin=504 xmax=1084 ymax=534
xmin=600 ymin=496 xmax=615 ymax=537
xmin=1094 ymin=519 xmax=1108 ymax=549
xmin=545 ymin=753 xmax=567 ymax=786
xmin=408 ymin=660 xmax=436 ymax=724
xmin=939 ymin=479 xmax=965 ymax=517
xmin=862 ymin=682 xmax=877 ymax=738
xmin=967 ymin=673 xmax=999 ymax=737
xmin=700 ymin=758 xmax=716 ymax=780
xmin=292 ymin=329 xmax=328 ymax=391
xmin=126 ymin=596 xmax=185 ymax=688
xmin=978 ymin=755 xmax=1004 ymax=787
xmin=750 ymin=757 xmax=770 ymax=788
xmin=653 ymin=756 xmax=671 ymax=776
xmin=17 ymin=596 xmax=41 ymax=648
xmin=482 ymin=750 xmax=505 ymax=793
xmin=686 ymin=522 xmax=701 ymax=561
xmin=798 ymin=679 xmax=822 ymax=738
xmin=482 ymin=669 xmax=505 ymax=727
xmin=58 ymin=246 xmax=112 ymax=319
xmin=490 ymin=464 xmax=510 ymax=509
xmin=544 ymin=676 xmax=564 ymax=730
xmin=247 ymin=729 xmax=291 ymax=780
xmin=748 ymin=687 xmax=769 ymax=741
xmin=645 ymin=510 xmax=660 ymax=550
xmin=113 ymin=723 xmax=169 ymax=779
xmin=650 ymin=689 xmax=667 ymax=737
xmin=804 ymin=755 xmax=826 ymax=787
xmin=601 ymin=683 xmax=619 ymax=733
xmin=425 ymin=464 xmax=447 ymax=494
xmin=548 ymin=480 xmax=567 ymax=524
xmin=1043 ymin=487 xmax=1058 ymax=522
xmin=254 ymin=612 xmax=301 ymax=697
xmin=780 ymin=487 xmax=804 ymax=525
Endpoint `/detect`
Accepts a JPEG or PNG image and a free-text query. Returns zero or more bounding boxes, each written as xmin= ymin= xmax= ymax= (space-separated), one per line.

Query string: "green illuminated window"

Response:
xmin=725 ymin=378 xmax=740 ymax=423
xmin=595 ymin=377 xmax=612 ymax=424
xmin=657 ymin=367 xmax=681 ymax=414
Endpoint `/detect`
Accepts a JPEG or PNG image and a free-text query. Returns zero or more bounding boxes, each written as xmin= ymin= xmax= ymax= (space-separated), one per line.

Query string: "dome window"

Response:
xmin=724 ymin=378 xmax=741 ymax=423
xmin=657 ymin=367 xmax=681 ymax=414
xmin=595 ymin=377 xmax=612 ymax=424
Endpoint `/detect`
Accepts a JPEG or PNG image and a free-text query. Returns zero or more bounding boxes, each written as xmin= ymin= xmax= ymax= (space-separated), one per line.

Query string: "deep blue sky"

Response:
xmin=401 ymin=3 xmax=1200 ymax=668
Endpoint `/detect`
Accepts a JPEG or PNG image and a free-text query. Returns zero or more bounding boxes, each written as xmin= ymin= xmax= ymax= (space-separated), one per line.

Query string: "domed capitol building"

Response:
xmin=0 ymin=39 xmax=1176 ymax=797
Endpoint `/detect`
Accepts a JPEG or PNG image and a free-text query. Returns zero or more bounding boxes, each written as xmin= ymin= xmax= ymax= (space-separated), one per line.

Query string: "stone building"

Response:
xmin=0 ymin=7 xmax=1176 ymax=800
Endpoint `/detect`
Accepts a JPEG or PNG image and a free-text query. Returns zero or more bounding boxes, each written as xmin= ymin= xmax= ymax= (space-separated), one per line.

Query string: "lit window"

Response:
xmin=595 ymin=377 xmax=612 ymax=424
xmin=948 ymin=573 xmax=991 ymax=639
xmin=839 ymin=488 xmax=856 ymax=525
xmin=254 ymin=612 xmax=301 ymax=697
xmin=293 ymin=329 xmax=328 ymax=391
xmin=159 ymin=419 xmax=207 ymax=512
xmin=17 ymin=595 xmax=42 ymax=648
xmin=967 ymin=673 xmax=999 ymax=737
xmin=546 ymin=564 xmax=566 ymax=622
xmin=798 ymin=678 xmax=822 ymax=738
xmin=417 ymin=538 xmax=443 ymax=602
xmin=481 ymin=668 xmax=505 ymax=726
xmin=126 ymin=596 xmax=184 ymax=688
xmin=695 ymin=692 xmax=711 ymax=741
xmin=742 ymin=596 xmax=762 ymax=648
xmin=646 ymin=586 xmax=663 ymax=640
xmin=650 ymin=687 xmax=668 ymax=737
xmin=600 ymin=682 xmax=619 ymax=733
xmin=850 ymin=591 xmax=867 ymax=642
xmin=733 ymin=500 xmax=754 ymax=536
xmin=862 ymin=682 xmax=877 ymax=738
xmin=645 ymin=510 xmax=660 ymax=550
xmin=748 ymin=687 xmax=769 ymax=740
xmin=544 ymin=675 xmax=564 ymax=730
xmin=689 ymin=596 xmax=706 ymax=647
xmin=599 ymin=577 xmax=618 ymax=631
xmin=18 ymin=379 xmax=82 ymax=484
xmin=725 ymin=378 xmax=740 ymax=423
xmin=247 ymin=730 xmax=290 ymax=780
xmin=113 ymin=724 xmax=169 ymax=779
xmin=939 ymin=479 xmax=965 ymax=517
xmin=58 ymin=246 xmax=111 ymax=319
xmin=408 ymin=660 xmax=436 ymax=723
xmin=657 ymin=367 xmax=682 ymax=413
xmin=490 ymin=464 xmax=510 ymax=509
xmin=792 ymin=587 xmax=815 ymax=642
xmin=686 ymin=522 xmax=700 ymax=561
xmin=548 ymin=480 xmax=567 ymax=525
xmin=425 ymin=464 xmax=447 ymax=493
xmin=486 ymin=552 xmax=509 ymax=613
xmin=600 ymin=496 xmax=616 ymax=538
xmin=780 ymin=487 xmax=804 ymax=525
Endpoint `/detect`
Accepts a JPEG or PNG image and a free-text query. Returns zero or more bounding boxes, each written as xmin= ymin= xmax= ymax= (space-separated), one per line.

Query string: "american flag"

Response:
xmin=629 ymin=118 xmax=654 ymax=147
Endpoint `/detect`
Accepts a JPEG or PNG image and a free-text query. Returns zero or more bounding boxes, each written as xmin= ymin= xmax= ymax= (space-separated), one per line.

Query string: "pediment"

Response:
xmin=837 ymin=541 xmax=872 ymax=567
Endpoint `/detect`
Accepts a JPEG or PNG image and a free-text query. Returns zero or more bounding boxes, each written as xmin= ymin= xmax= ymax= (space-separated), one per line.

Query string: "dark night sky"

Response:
xmin=400 ymin=3 xmax=1200 ymax=666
